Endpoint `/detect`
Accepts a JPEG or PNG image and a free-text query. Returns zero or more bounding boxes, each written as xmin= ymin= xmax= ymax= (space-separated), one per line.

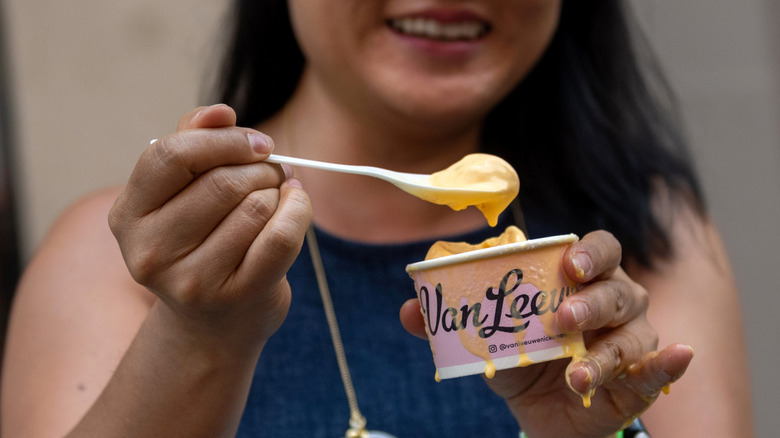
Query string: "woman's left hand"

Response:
xmin=400 ymin=230 xmax=694 ymax=438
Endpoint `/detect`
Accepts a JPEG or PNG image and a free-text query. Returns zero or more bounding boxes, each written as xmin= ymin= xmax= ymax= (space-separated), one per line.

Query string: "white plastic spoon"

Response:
xmin=265 ymin=153 xmax=494 ymax=196
xmin=264 ymin=153 xmax=519 ymax=226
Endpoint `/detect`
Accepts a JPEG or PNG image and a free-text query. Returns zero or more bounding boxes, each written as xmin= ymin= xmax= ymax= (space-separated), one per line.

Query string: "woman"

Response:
xmin=1 ymin=1 xmax=752 ymax=437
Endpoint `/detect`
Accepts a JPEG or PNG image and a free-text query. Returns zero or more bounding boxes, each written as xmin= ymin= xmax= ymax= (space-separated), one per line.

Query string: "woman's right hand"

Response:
xmin=108 ymin=104 xmax=312 ymax=353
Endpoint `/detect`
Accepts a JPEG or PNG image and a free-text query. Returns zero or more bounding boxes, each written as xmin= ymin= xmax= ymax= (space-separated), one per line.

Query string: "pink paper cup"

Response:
xmin=406 ymin=234 xmax=585 ymax=380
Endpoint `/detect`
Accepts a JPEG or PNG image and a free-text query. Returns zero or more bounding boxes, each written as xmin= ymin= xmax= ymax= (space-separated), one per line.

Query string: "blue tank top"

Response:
xmin=236 ymin=211 xmax=559 ymax=437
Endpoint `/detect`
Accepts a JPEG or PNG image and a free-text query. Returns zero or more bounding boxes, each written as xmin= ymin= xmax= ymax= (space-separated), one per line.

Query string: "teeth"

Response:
xmin=389 ymin=18 xmax=488 ymax=41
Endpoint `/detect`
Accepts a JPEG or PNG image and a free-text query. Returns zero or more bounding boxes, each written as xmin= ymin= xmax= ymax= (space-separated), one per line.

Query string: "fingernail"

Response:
xmin=286 ymin=177 xmax=303 ymax=189
xmin=567 ymin=363 xmax=596 ymax=407
xmin=193 ymin=104 xmax=219 ymax=121
xmin=570 ymin=300 xmax=589 ymax=328
xmin=193 ymin=107 xmax=207 ymax=121
xmin=281 ymin=164 xmax=294 ymax=179
xmin=571 ymin=252 xmax=592 ymax=279
xmin=248 ymin=133 xmax=272 ymax=155
xmin=572 ymin=364 xmax=592 ymax=388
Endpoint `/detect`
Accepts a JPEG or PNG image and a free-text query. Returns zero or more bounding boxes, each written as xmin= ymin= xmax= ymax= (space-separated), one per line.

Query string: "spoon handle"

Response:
xmin=265 ymin=154 xmax=372 ymax=175
xmin=264 ymin=154 xmax=427 ymax=186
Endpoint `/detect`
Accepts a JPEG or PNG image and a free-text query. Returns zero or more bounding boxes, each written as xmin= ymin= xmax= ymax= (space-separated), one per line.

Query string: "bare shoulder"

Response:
xmin=18 ymin=185 xmax=152 ymax=301
xmin=25 ymin=186 xmax=152 ymax=301
xmin=1 ymin=186 xmax=154 ymax=437
xmin=44 ymin=186 xmax=126 ymax=254
xmin=628 ymin=190 xmax=753 ymax=436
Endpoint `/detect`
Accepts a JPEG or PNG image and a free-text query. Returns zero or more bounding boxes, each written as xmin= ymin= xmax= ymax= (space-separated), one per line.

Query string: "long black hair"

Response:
xmin=211 ymin=0 xmax=704 ymax=268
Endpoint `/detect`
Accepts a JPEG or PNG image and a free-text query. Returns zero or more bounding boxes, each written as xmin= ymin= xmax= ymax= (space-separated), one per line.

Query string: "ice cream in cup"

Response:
xmin=405 ymin=226 xmax=586 ymax=382
xmin=397 ymin=153 xmax=588 ymax=401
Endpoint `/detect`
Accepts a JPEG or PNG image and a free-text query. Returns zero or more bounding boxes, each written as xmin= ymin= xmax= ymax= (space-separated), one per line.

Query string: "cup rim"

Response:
xmin=405 ymin=233 xmax=579 ymax=273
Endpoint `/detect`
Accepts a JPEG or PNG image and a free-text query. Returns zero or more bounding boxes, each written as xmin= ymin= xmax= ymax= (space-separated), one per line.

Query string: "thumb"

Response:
xmin=177 ymin=103 xmax=238 ymax=131
xmin=400 ymin=298 xmax=428 ymax=340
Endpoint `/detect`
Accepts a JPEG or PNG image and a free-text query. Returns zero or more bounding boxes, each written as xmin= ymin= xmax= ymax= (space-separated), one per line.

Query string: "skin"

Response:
xmin=3 ymin=107 xmax=312 ymax=438
xmin=1 ymin=0 xmax=752 ymax=437
xmin=631 ymin=199 xmax=753 ymax=437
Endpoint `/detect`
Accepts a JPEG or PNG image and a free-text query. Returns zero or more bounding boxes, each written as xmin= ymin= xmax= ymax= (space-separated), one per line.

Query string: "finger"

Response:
xmin=400 ymin=298 xmax=428 ymax=340
xmin=117 ymin=127 xmax=274 ymax=217
xmin=565 ymin=318 xmax=659 ymax=396
xmin=623 ymin=343 xmax=694 ymax=402
xmin=556 ymin=270 xmax=649 ymax=332
xmin=607 ymin=343 xmax=694 ymax=424
xmin=113 ymin=161 xmax=290 ymax=291
xmin=563 ymin=230 xmax=622 ymax=282
xmin=177 ymin=104 xmax=237 ymax=131
xmin=165 ymin=187 xmax=283 ymax=294
xmin=147 ymin=161 xmax=289 ymax=253
xmin=237 ymin=178 xmax=313 ymax=287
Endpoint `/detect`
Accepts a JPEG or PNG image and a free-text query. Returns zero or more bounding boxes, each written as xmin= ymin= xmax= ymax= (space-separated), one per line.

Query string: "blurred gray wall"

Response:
xmin=4 ymin=0 xmax=227 ymax=253
xmin=632 ymin=2 xmax=780 ymax=435
xmin=4 ymin=0 xmax=779 ymax=435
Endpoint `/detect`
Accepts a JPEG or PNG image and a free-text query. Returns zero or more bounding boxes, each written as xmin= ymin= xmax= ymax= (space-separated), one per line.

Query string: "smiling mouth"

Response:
xmin=387 ymin=17 xmax=491 ymax=41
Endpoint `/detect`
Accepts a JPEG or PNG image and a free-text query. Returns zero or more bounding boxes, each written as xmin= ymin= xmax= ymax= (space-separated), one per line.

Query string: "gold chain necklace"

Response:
xmin=285 ymin=108 xmax=525 ymax=436
xmin=281 ymin=108 xmax=394 ymax=436
xmin=306 ymin=226 xmax=398 ymax=438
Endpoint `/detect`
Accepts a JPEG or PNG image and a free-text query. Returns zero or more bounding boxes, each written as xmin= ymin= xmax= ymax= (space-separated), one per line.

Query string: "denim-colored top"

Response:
xmin=236 ymin=210 xmax=558 ymax=437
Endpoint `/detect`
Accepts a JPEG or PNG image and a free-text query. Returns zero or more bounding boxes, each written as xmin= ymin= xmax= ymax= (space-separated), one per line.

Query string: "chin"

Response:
xmin=378 ymin=71 xmax=514 ymax=123
xmin=392 ymin=92 xmax=498 ymax=125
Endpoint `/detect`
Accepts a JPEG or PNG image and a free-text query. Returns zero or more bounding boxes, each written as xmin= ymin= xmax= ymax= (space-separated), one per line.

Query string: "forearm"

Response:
xmin=66 ymin=300 xmax=262 ymax=438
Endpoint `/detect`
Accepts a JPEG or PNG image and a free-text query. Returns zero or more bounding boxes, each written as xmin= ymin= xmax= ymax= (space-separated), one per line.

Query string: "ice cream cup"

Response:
xmin=406 ymin=234 xmax=586 ymax=380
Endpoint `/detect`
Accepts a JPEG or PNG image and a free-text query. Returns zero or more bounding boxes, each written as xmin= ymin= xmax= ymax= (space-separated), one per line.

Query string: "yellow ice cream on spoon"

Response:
xmin=405 ymin=153 xmax=520 ymax=226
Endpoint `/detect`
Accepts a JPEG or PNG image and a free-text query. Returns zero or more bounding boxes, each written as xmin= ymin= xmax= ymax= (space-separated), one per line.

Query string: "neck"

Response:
xmin=259 ymin=72 xmax=492 ymax=243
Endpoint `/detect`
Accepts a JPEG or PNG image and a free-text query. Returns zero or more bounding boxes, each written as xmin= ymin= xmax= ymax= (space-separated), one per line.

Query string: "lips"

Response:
xmin=386 ymin=12 xmax=491 ymax=42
